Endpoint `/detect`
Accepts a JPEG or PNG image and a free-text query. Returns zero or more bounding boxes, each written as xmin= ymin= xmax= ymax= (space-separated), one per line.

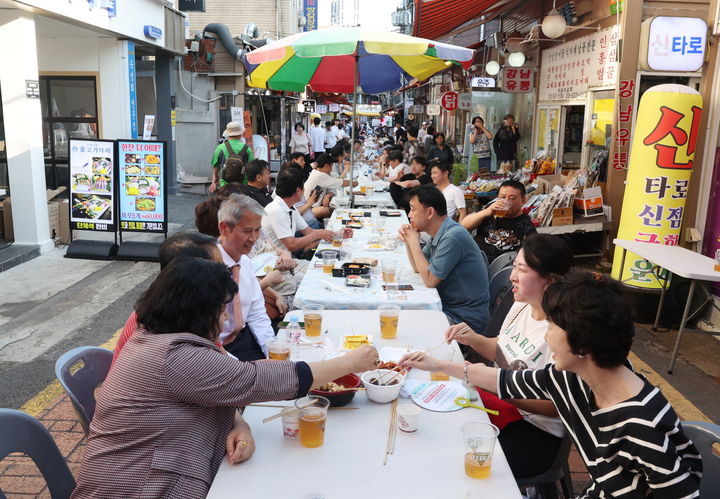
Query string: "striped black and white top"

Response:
xmin=497 ymin=365 xmax=702 ymax=498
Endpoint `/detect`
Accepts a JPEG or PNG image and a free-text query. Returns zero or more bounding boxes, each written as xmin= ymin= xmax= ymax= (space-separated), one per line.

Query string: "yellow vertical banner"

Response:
xmin=611 ymin=84 xmax=702 ymax=289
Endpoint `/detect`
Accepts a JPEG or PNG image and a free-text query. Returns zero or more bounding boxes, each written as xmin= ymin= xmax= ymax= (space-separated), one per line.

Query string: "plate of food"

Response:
xmin=144 ymin=165 xmax=161 ymax=175
xmin=345 ymin=275 xmax=370 ymax=287
xmin=365 ymin=242 xmax=387 ymax=251
xmin=144 ymin=154 xmax=161 ymax=165
xmin=342 ymin=335 xmax=372 ymax=350
xmin=347 ymin=222 xmax=363 ymax=229
xmin=72 ymin=195 xmax=111 ymax=220
xmin=92 ymin=157 xmax=112 ymax=174
xmin=136 ymin=197 xmax=156 ymax=211
xmin=125 ymin=154 xmax=141 ymax=164
xmin=125 ymin=165 xmax=142 ymax=175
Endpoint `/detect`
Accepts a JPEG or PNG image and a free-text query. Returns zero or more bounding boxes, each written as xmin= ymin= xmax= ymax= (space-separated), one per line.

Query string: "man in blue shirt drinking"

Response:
xmin=399 ymin=185 xmax=490 ymax=334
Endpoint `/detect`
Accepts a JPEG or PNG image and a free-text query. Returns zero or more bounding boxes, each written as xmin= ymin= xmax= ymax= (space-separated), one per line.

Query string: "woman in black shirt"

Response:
xmin=426 ymin=132 xmax=454 ymax=167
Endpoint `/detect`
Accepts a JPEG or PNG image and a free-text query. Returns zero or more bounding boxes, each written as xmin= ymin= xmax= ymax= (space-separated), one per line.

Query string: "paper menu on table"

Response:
xmin=410 ymin=381 xmax=469 ymax=412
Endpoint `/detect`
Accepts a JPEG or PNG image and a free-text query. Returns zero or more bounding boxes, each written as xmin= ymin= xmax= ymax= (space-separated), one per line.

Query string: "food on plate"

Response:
xmin=144 ymin=154 xmax=161 ymax=164
xmin=346 ymin=275 xmax=370 ymax=287
xmin=125 ymin=165 xmax=142 ymax=174
xmin=376 ymin=361 xmax=398 ymax=370
xmin=72 ymin=195 xmax=111 ymax=219
xmin=72 ymin=174 xmax=92 ymax=191
xmin=367 ymin=243 xmax=385 ymax=249
xmin=136 ymin=197 xmax=156 ymax=211
xmin=316 ymin=381 xmax=350 ymax=392
xmin=125 ymin=177 xmax=140 ymax=196
xmin=347 ymin=222 xmax=363 ymax=229
xmin=144 ymin=165 xmax=161 ymax=175
xmin=125 ymin=154 xmax=140 ymax=164
xmin=343 ymin=335 xmax=370 ymax=350
xmin=138 ymin=178 xmax=150 ymax=195
xmin=92 ymin=175 xmax=110 ymax=192
xmin=92 ymin=157 xmax=112 ymax=174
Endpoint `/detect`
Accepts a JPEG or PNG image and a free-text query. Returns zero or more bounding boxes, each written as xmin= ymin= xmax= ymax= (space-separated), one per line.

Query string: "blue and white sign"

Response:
xmin=303 ymin=0 xmax=317 ymax=32
xmin=102 ymin=0 xmax=117 ymax=17
xmin=144 ymin=25 xmax=163 ymax=40
xmin=642 ymin=17 xmax=707 ymax=72
xmin=128 ymin=42 xmax=138 ymax=140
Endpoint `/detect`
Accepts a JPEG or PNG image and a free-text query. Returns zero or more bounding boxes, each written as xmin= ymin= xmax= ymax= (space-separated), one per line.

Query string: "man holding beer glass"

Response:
xmin=461 ymin=180 xmax=536 ymax=264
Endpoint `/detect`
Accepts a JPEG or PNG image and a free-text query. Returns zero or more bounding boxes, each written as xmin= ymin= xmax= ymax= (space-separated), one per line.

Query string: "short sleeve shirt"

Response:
xmin=211 ymin=139 xmax=255 ymax=186
xmin=422 ymin=217 xmax=490 ymax=332
xmin=474 ymin=213 xmax=536 ymax=263
xmin=470 ymin=132 xmax=491 ymax=158
xmin=303 ymin=169 xmax=344 ymax=205
xmin=262 ymin=197 xmax=309 ymax=249
xmin=441 ymin=183 xmax=466 ymax=219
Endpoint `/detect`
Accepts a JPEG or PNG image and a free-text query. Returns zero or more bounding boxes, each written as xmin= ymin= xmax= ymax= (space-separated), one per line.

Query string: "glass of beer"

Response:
xmin=462 ymin=422 xmax=499 ymax=479
xmin=331 ymin=230 xmax=343 ymax=248
xmin=296 ymin=395 xmax=330 ymax=448
xmin=494 ymin=198 xmax=509 ymax=218
xmin=430 ymin=344 xmax=453 ymax=381
xmin=268 ymin=339 xmax=290 ymax=360
xmin=360 ymin=184 xmax=367 ymax=194
xmin=322 ymin=254 xmax=336 ymax=273
xmin=381 ymin=260 xmax=396 ymax=283
xmin=378 ymin=305 xmax=400 ymax=340
xmin=303 ymin=306 xmax=324 ymax=337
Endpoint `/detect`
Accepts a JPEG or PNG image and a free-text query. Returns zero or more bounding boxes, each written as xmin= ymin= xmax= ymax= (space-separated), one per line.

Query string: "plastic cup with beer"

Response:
xmin=322 ymin=253 xmax=336 ymax=273
xmin=360 ymin=184 xmax=367 ymax=194
xmin=331 ymin=230 xmax=343 ymax=248
xmin=295 ymin=395 xmax=331 ymax=448
xmin=461 ymin=422 xmax=500 ymax=479
xmin=303 ymin=306 xmax=324 ymax=337
xmin=378 ymin=304 xmax=401 ymax=340
xmin=430 ymin=344 xmax=453 ymax=381
xmin=268 ymin=338 xmax=291 ymax=360
xmin=494 ymin=198 xmax=509 ymax=218
xmin=381 ymin=260 xmax=397 ymax=284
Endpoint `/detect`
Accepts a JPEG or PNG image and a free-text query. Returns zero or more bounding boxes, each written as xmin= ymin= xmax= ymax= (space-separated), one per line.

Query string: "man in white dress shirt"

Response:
xmin=217 ymin=194 xmax=276 ymax=361
xmin=309 ymin=117 xmax=326 ymax=158
xmin=262 ymin=168 xmax=333 ymax=255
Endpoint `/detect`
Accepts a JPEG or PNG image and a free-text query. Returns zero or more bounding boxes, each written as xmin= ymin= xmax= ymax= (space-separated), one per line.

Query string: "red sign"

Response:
xmin=501 ymin=67 xmax=534 ymax=93
xmin=440 ymin=91 xmax=459 ymax=111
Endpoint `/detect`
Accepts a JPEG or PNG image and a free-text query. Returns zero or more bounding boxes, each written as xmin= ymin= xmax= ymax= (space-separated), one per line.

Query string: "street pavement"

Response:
xmin=0 ymin=186 xmax=718 ymax=497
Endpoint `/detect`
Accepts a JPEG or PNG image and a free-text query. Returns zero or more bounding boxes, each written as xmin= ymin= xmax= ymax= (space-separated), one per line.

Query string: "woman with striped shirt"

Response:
xmin=401 ymin=271 xmax=702 ymax=498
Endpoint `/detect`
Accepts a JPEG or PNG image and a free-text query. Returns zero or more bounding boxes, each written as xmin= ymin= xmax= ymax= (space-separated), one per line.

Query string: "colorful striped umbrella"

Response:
xmin=243 ymin=27 xmax=475 ymax=93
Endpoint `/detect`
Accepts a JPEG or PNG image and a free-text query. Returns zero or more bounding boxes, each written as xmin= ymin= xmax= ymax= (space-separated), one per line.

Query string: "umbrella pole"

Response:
xmin=349 ymin=55 xmax=359 ymax=209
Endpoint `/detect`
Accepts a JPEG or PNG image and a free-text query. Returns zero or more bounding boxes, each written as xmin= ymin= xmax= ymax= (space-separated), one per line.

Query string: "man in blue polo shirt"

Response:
xmin=399 ymin=185 xmax=490 ymax=334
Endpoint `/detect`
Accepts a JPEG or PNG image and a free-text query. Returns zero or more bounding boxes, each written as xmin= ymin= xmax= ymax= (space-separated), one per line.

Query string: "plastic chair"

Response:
xmin=488 ymin=251 xmax=517 ymax=281
xmin=516 ymin=433 xmax=574 ymax=499
xmin=682 ymin=421 xmax=720 ymax=498
xmin=488 ymin=266 xmax=513 ymax=317
xmin=484 ymin=288 xmax=516 ymax=338
xmin=55 ymin=346 xmax=113 ymax=435
xmin=0 ymin=409 xmax=76 ymax=499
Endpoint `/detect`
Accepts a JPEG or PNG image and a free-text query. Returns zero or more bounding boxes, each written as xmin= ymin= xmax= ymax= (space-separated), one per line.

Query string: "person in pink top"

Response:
xmin=111 ymin=231 xmax=221 ymax=367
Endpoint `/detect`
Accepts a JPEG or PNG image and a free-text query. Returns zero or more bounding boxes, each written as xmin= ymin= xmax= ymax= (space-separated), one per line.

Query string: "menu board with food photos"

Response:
xmin=117 ymin=140 xmax=167 ymax=233
xmin=69 ymin=139 xmax=116 ymax=231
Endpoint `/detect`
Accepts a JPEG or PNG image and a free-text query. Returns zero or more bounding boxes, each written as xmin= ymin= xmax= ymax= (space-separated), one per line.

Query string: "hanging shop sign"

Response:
xmin=69 ymin=139 xmax=116 ymax=232
xmin=357 ymin=104 xmax=382 ymax=114
xmin=426 ymin=104 xmax=441 ymax=116
xmin=303 ymin=0 xmax=318 ymax=31
xmin=409 ymin=105 xmax=424 ymax=114
xmin=539 ymin=26 xmax=618 ymax=101
xmin=440 ymin=91 xmax=459 ymax=111
xmin=471 ymin=77 xmax=495 ymax=88
xmin=611 ymin=84 xmax=702 ymax=289
xmin=500 ymin=68 xmax=534 ymax=93
xmin=118 ymin=140 xmax=167 ymax=233
xmin=459 ymin=93 xmax=472 ymax=111
xmin=328 ymin=103 xmax=340 ymax=112
xmin=316 ymin=104 xmax=328 ymax=114
xmin=639 ymin=17 xmax=707 ymax=72
xmin=143 ymin=25 xmax=163 ymax=40
xmin=300 ymin=100 xmax=316 ymax=113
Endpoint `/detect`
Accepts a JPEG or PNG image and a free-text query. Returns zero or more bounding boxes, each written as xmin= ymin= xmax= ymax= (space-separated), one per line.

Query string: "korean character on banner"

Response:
xmin=663 ymin=234 xmax=680 ymax=246
xmin=506 ymin=79 xmax=518 ymax=91
xmin=642 ymin=105 xmax=702 ymax=170
xmin=612 ymin=152 xmax=628 ymax=171
xmin=638 ymin=204 xmax=663 ymax=227
xmin=597 ymin=68 xmax=605 ymax=80
xmin=619 ymin=80 xmax=635 ymax=98
xmin=609 ymin=48 xmax=617 ymax=61
xmin=617 ymin=104 xmax=633 ymax=123
xmin=615 ymin=128 xmax=631 ymax=146
xmin=520 ymin=69 xmax=531 ymax=79
xmin=688 ymin=36 xmax=703 ymax=54
xmin=589 ymin=39 xmax=596 ymax=51
xmin=606 ymin=66 xmax=615 ymax=80
xmin=598 ymin=52 xmax=606 ymax=66
xmin=672 ymin=179 xmax=689 ymax=199
xmin=506 ymin=69 xmax=517 ymax=79
xmin=644 ymin=176 xmax=670 ymax=199
xmin=629 ymin=259 xmax=654 ymax=283
xmin=671 ymin=36 xmax=688 ymax=55
xmin=520 ymin=80 xmax=531 ymax=91
xmin=666 ymin=207 xmax=684 ymax=229
xmin=635 ymin=232 xmax=661 ymax=244
xmin=600 ymin=35 xmax=608 ymax=48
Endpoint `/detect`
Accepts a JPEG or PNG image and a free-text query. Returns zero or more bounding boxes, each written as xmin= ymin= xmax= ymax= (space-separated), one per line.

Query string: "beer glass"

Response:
xmin=303 ymin=306 xmax=324 ymax=337
xmin=462 ymin=422 xmax=499 ymax=479
xmin=268 ymin=339 xmax=290 ymax=360
xmin=430 ymin=345 xmax=453 ymax=381
xmin=378 ymin=305 xmax=400 ymax=340
xmin=322 ymin=254 xmax=336 ymax=273
xmin=296 ymin=395 xmax=330 ymax=448
xmin=494 ymin=198 xmax=509 ymax=218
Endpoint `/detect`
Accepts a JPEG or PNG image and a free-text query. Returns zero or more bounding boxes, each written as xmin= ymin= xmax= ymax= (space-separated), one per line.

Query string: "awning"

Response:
xmin=413 ymin=0 xmax=508 ymax=41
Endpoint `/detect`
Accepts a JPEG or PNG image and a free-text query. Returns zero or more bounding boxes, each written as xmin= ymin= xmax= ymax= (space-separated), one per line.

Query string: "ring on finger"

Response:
xmin=239 ymin=440 xmax=248 ymax=448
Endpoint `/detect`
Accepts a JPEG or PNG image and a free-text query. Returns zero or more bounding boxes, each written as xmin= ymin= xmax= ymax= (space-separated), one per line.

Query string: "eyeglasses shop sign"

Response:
xmin=640 ymin=17 xmax=707 ymax=72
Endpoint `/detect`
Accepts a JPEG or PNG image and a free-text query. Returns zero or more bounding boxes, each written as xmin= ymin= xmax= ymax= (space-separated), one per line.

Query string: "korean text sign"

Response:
xmin=501 ymin=67 xmax=534 ymax=93
xmin=68 ymin=139 xmax=116 ymax=232
xmin=641 ymin=17 xmax=707 ymax=72
xmin=118 ymin=140 xmax=167 ymax=233
xmin=611 ymin=85 xmax=702 ymax=289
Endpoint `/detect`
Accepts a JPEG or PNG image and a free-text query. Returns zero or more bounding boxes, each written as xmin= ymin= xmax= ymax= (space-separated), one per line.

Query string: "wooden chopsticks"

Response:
xmin=262 ymin=399 xmax=318 ymax=423
xmin=383 ymin=399 xmax=398 ymax=465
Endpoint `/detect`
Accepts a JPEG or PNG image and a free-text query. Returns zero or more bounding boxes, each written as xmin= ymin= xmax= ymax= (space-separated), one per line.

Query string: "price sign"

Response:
xmin=68 ymin=139 xmax=116 ymax=232
xmin=440 ymin=91 xmax=459 ymax=111
xmin=426 ymin=104 xmax=441 ymax=116
xmin=117 ymin=140 xmax=167 ymax=233
xmin=301 ymin=100 xmax=316 ymax=113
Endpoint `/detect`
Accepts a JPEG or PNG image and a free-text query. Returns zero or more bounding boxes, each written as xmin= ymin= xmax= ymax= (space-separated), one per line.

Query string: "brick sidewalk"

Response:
xmin=0 ymin=390 xmax=591 ymax=498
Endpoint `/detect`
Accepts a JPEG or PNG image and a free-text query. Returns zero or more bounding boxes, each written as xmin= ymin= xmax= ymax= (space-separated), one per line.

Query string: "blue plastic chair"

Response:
xmin=488 ymin=250 xmax=517 ymax=281
xmin=488 ymin=266 xmax=513 ymax=317
xmin=682 ymin=421 xmax=720 ymax=498
xmin=54 ymin=346 xmax=113 ymax=435
xmin=516 ymin=433 xmax=574 ymax=498
xmin=0 ymin=409 xmax=76 ymax=499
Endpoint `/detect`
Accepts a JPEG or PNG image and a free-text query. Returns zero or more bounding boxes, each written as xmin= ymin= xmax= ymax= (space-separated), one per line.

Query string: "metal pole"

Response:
xmin=350 ymin=55 xmax=360 ymax=208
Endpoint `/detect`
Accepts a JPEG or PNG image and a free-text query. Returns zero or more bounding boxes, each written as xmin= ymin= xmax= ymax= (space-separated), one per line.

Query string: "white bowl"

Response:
xmin=361 ymin=369 xmax=405 ymax=403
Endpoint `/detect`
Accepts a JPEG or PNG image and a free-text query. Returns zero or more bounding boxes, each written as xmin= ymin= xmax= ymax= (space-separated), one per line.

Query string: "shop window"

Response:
xmin=40 ymin=76 xmax=99 ymax=189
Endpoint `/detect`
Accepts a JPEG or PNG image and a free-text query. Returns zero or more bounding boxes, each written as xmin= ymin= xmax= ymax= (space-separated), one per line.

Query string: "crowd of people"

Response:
xmin=69 ymin=118 xmax=704 ymax=499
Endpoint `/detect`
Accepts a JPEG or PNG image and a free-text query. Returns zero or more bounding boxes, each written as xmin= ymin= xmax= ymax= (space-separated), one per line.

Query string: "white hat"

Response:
xmin=223 ymin=121 xmax=245 ymax=137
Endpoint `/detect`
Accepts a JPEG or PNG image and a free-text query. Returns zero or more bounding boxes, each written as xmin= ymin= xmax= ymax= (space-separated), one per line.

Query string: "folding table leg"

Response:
xmin=618 ymin=249 xmax=626 ymax=282
xmin=652 ymin=268 xmax=669 ymax=331
xmin=668 ymin=279 xmax=696 ymax=374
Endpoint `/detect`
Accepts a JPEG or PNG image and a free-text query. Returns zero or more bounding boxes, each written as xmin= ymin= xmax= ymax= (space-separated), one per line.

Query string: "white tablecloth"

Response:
xmin=292 ymin=209 xmax=442 ymax=311
xmin=332 ymin=177 xmax=395 ymax=208
xmin=207 ymin=310 xmax=521 ymax=499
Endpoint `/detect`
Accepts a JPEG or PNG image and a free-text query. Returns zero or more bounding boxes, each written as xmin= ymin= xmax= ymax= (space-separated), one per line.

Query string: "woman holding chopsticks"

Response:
xmin=72 ymin=257 xmax=379 ymax=499
xmin=437 ymin=234 xmax=573 ymax=484
xmin=400 ymin=271 xmax=702 ymax=498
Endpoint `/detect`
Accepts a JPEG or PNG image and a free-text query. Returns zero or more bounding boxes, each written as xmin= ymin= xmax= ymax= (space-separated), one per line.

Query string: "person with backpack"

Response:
xmin=210 ymin=121 xmax=254 ymax=192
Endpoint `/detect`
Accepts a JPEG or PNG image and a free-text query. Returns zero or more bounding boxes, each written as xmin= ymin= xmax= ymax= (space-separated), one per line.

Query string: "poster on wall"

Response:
xmin=117 ymin=140 xmax=167 ymax=233
xmin=611 ymin=84 xmax=702 ymax=289
xmin=68 ymin=139 xmax=116 ymax=232
xmin=538 ymin=26 xmax=619 ymax=101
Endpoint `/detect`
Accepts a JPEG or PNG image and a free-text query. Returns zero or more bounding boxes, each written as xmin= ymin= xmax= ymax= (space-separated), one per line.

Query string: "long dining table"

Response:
xmin=206 ymin=310 xmax=521 ymax=498
xmin=291 ymin=208 xmax=443 ymax=311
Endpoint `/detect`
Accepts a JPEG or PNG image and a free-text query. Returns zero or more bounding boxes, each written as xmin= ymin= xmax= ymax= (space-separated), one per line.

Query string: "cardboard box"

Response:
xmin=574 ymin=186 xmax=604 ymax=217
xmin=535 ymin=174 xmax=564 ymax=194
xmin=552 ymin=207 xmax=573 ymax=226
xmin=2 ymin=187 xmax=67 ymax=241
